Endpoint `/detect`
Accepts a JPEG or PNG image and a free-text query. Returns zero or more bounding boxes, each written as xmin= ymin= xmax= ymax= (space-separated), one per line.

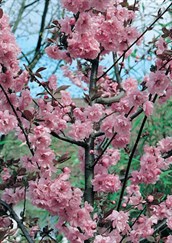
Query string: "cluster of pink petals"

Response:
xmin=46 ymin=1 xmax=139 ymax=60
xmin=45 ymin=46 xmax=70 ymax=62
xmin=68 ymin=33 xmax=100 ymax=60
xmin=158 ymin=137 xmax=172 ymax=154
xmin=97 ymin=77 xmax=119 ymax=98
xmin=131 ymin=146 xmax=165 ymax=185
xmin=101 ymin=113 xmax=131 ymax=148
xmin=61 ymin=0 xmax=90 ymax=13
xmin=166 ymin=235 xmax=172 ymax=243
xmin=0 ymin=216 xmax=12 ymax=228
xmin=2 ymin=187 xmax=25 ymax=204
xmin=0 ymin=110 xmax=17 ymax=134
xmin=93 ymin=148 xmax=121 ymax=192
xmin=124 ymin=184 xmax=143 ymax=208
xmin=29 ymin=168 xmax=96 ymax=242
xmin=69 ymin=120 xmax=93 ymax=140
xmin=27 ymin=125 xmax=55 ymax=177
xmin=62 ymin=65 xmax=88 ymax=88
xmin=147 ymin=71 xmax=170 ymax=95
xmin=132 ymin=138 xmax=172 ymax=185
xmin=100 ymin=148 xmax=120 ymax=167
xmin=35 ymin=98 xmax=68 ymax=134
xmin=129 ymin=215 xmax=157 ymax=242
xmin=0 ymin=14 xmax=20 ymax=76
xmin=106 ymin=210 xmax=130 ymax=234
xmin=92 ymin=173 xmax=121 ymax=192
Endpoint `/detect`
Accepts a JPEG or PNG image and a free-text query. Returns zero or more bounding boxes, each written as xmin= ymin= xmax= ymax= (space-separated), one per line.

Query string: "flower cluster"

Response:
xmin=29 ymin=168 xmax=96 ymax=242
xmin=46 ymin=1 xmax=139 ymax=61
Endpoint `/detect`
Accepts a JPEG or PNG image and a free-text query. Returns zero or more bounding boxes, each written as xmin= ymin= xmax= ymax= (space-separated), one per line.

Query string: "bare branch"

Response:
xmin=24 ymin=0 xmax=39 ymax=9
xmin=96 ymin=90 xmax=125 ymax=105
xmin=31 ymin=0 xmax=50 ymax=65
xmin=51 ymin=131 xmax=86 ymax=148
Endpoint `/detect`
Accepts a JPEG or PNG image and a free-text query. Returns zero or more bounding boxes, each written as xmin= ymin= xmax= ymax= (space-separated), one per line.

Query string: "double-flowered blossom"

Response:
xmin=0 ymin=110 xmax=17 ymax=134
xmin=46 ymin=0 xmax=140 ymax=61
xmin=131 ymin=138 xmax=172 ymax=186
xmin=29 ymin=168 xmax=96 ymax=242
xmin=92 ymin=148 xmax=121 ymax=192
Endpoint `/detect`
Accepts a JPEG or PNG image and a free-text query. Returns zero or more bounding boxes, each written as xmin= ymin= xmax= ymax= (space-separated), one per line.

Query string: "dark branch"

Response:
xmin=97 ymin=3 xmax=172 ymax=80
xmin=0 ymin=199 xmax=34 ymax=243
xmin=24 ymin=0 xmax=39 ymax=9
xmin=0 ymin=84 xmax=34 ymax=157
xmin=34 ymin=0 xmax=50 ymax=57
xmin=51 ymin=131 xmax=86 ymax=148
xmin=116 ymin=115 xmax=148 ymax=212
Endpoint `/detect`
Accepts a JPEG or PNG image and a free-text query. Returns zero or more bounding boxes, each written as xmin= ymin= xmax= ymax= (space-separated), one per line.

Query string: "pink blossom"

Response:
xmin=143 ymin=101 xmax=154 ymax=116
xmin=111 ymin=132 xmax=130 ymax=148
xmin=156 ymin=37 xmax=167 ymax=55
xmin=94 ymin=164 xmax=108 ymax=175
xmin=100 ymin=149 xmax=120 ymax=167
xmin=30 ymin=125 xmax=51 ymax=149
xmin=1 ymin=167 xmax=11 ymax=182
xmin=131 ymin=146 xmax=166 ymax=184
xmin=101 ymin=115 xmax=115 ymax=138
xmin=122 ymin=77 xmax=138 ymax=92
xmin=61 ymin=0 xmax=90 ymax=13
xmin=90 ymin=0 xmax=114 ymax=12
xmin=94 ymin=235 xmax=113 ymax=243
xmin=69 ymin=121 xmax=93 ymax=140
xmin=127 ymin=90 xmax=148 ymax=107
xmin=75 ymin=12 xmax=92 ymax=34
xmin=19 ymin=89 xmax=32 ymax=110
xmin=129 ymin=216 xmax=156 ymax=242
xmin=73 ymin=108 xmax=85 ymax=122
xmin=32 ymin=148 xmax=55 ymax=174
xmin=61 ymin=90 xmax=72 ymax=106
xmin=165 ymin=235 xmax=172 ymax=243
xmin=147 ymin=71 xmax=170 ymax=95
xmin=92 ymin=174 xmax=121 ymax=192
xmin=114 ymin=114 xmax=131 ymax=135
xmin=59 ymin=17 xmax=75 ymax=35
xmin=13 ymin=70 xmax=29 ymax=92
xmin=0 ymin=110 xmax=17 ymax=134
xmin=98 ymin=77 xmax=118 ymax=97
xmin=0 ymin=14 xmax=20 ymax=74
xmin=0 ymin=216 xmax=12 ymax=228
xmin=166 ymin=195 xmax=172 ymax=209
xmin=0 ymin=70 xmax=13 ymax=90
xmin=48 ymin=74 xmax=57 ymax=90
xmin=84 ymin=104 xmax=104 ymax=122
xmin=124 ymin=184 xmax=143 ymax=207
xmin=45 ymin=46 xmax=68 ymax=60
xmin=62 ymin=65 xmax=86 ymax=88
xmin=167 ymin=216 xmax=172 ymax=230
xmin=68 ymin=33 xmax=100 ymax=59
xmin=158 ymin=137 xmax=172 ymax=153
xmin=2 ymin=187 xmax=25 ymax=204
xmin=106 ymin=210 xmax=130 ymax=234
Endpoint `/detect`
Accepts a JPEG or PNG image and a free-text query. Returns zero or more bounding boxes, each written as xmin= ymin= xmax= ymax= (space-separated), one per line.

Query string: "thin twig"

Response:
xmin=116 ymin=115 xmax=148 ymax=212
xmin=24 ymin=0 xmax=39 ymax=9
xmin=97 ymin=3 xmax=172 ymax=80
xmin=0 ymin=85 xmax=34 ymax=156
xmin=93 ymin=133 xmax=117 ymax=167
xmin=0 ymin=199 xmax=34 ymax=243
xmin=51 ymin=131 xmax=86 ymax=147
